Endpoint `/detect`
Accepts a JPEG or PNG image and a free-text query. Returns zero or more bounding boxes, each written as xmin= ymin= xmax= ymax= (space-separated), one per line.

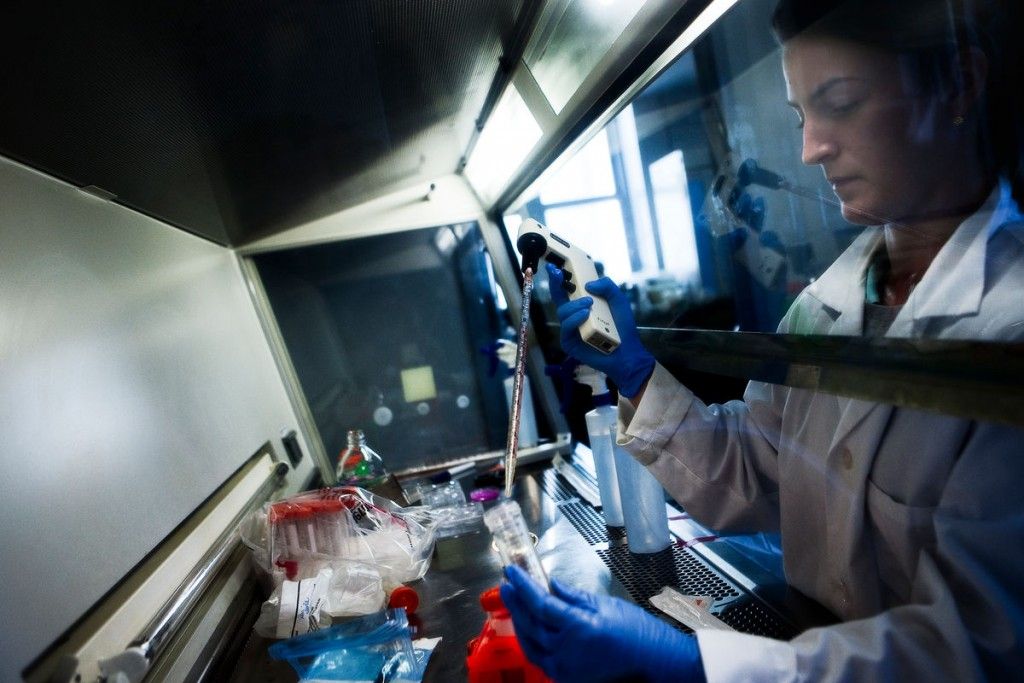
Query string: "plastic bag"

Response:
xmin=418 ymin=481 xmax=484 ymax=539
xmin=268 ymin=609 xmax=430 ymax=682
xmin=241 ymin=486 xmax=436 ymax=588
xmin=255 ymin=571 xmax=330 ymax=638
xmin=254 ymin=562 xmax=388 ymax=638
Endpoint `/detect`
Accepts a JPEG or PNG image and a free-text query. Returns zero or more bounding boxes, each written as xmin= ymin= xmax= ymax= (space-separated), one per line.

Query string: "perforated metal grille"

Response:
xmin=557 ymin=500 xmax=611 ymax=545
xmin=597 ymin=545 xmax=740 ymax=607
xmin=719 ymin=600 xmax=796 ymax=639
xmin=543 ymin=470 xmax=627 ymax=545
xmin=543 ymin=467 xmax=795 ymax=639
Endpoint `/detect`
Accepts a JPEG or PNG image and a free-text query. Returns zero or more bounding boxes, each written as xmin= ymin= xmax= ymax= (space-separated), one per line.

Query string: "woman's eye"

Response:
xmin=825 ymin=99 xmax=861 ymax=117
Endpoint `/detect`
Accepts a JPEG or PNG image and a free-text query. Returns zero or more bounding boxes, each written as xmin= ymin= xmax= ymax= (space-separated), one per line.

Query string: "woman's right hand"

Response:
xmin=547 ymin=263 xmax=655 ymax=398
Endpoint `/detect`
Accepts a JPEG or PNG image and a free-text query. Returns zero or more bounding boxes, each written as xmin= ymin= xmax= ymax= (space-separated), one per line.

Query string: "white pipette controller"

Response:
xmin=516 ymin=218 xmax=621 ymax=354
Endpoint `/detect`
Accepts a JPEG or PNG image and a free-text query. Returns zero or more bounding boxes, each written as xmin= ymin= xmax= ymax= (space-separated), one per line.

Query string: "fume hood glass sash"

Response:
xmin=523 ymin=0 xmax=650 ymax=114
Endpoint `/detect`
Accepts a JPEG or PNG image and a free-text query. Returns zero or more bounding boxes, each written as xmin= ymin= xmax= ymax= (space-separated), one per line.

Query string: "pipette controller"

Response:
xmin=516 ymin=218 xmax=621 ymax=354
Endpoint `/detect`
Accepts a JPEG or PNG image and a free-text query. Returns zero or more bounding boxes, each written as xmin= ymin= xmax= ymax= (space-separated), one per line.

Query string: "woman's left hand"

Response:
xmin=500 ymin=565 xmax=707 ymax=683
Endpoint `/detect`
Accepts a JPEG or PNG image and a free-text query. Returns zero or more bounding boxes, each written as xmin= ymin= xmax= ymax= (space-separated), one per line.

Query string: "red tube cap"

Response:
xmin=388 ymin=585 xmax=420 ymax=614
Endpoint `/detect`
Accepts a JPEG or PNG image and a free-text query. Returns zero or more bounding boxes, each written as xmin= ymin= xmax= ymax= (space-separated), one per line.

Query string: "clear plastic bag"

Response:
xmin=241 ymin=486 xmax=436 ymax=594
xmin=253 ymin=562 xmax=388 ymax=638
xmin=254 ymin=570 xmax=331 ymax=638
xmin=268 ymin=609 xmax=429 ymax=682
xmin=240 ymin=485 xmax=436 ymax=610
xmin=418 ymin=481 xmax=484 ymax=539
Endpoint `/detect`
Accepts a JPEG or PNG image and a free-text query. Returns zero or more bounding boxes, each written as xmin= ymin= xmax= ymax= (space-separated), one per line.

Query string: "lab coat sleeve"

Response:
xmin=616 ymin=363 xmax=784 ymax=533
xmin=695 ymin=419 xmax=1024 ymax=682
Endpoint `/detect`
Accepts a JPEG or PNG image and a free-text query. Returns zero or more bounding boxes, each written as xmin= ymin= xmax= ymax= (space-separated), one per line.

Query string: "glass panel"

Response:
xmin=507 ymin=0 xmax=1024 ymax=342
xmin=545 ymin=198 xmax=630 ymax=276
xmin=504 ymin=6 xmax=1024 ymax=678
xmin=539 ymin=129 xmax=617 ymax=204
xmin=253 ymin=223 xmax=550 ymax=474
xmin=524 ymin=0 xmax=649 ymax=113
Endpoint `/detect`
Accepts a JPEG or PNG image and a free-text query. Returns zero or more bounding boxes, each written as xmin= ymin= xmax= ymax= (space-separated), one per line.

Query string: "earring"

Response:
xmin=953 ymin=115 xmax=965 ymax=126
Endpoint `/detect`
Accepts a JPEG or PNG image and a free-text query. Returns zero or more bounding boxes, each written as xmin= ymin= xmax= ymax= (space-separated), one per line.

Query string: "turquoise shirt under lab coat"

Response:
xmin=618 ymin=183 xmax=1024 ymax=682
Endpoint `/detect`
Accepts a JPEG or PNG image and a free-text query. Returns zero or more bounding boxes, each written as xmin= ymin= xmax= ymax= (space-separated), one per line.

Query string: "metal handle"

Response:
xmin=99 ymin=461 xmax=288 ymax=682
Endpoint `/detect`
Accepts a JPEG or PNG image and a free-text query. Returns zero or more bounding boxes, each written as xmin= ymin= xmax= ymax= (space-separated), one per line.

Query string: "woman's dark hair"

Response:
xmin=772 ymin=0 xmax=1023 ymax=208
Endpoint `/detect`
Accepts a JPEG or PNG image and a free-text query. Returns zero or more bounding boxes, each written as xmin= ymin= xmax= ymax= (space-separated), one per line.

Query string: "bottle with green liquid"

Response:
xmin=336 ymin=428 xmax=388 ymax=488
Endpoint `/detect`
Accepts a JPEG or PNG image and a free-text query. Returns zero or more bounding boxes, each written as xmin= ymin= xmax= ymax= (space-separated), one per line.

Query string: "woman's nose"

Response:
xmin=801 ymin=120 xmax=838 ymax=166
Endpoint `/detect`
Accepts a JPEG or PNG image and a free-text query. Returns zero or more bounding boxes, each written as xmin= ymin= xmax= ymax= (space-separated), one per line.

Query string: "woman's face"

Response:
xmin=783 ymin=36 xmax=959 ymax=226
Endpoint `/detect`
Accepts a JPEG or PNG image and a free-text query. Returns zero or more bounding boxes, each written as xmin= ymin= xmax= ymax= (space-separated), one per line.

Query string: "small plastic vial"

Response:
xmin=484 ymin=499 xmax=549 ymax=590
xmin=336 ymin=428 xmax=388 ymax=487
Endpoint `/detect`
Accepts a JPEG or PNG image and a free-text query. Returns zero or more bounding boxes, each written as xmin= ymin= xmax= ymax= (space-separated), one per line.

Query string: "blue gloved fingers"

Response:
xmin=503 ymin=566 xmax=563 ymax=622
xmin=582 ymin=277 xmax=622 ymax=301
xmin=501 ymin=574 xmax=573 ymax=676
xmin=750 ymin=196 xmax=766 ymax=232
xmin=500 ymin=581 xmax=544 ymax=634
xmin=501 ymin=583 xmax=562 ymax=644
xmin=547 ymin=264 xmax=570 ymax=307
xmin=500 ymin=588 xmax=561 ymax=676
xmin=514 ymin=626 xmax=555 ymax=668
xmin=556 ymin=303 xmax=596 ymax=362
xmin=554 ymin=297 xmax=593 ymax=327
xmin=507 ymin=568 xmax=707 ymax=683
xmin=583 ymin=278 xmax=636 ymax=329
xmin=549 ymin=578 xmax=598 ymax=610
xmin=504 ymin=566 xmax=583 ymax=631
xmin=733 ymin=192 xmax=752 ymax=219
xmin=559 ymin=309 xmax=591 ymax=342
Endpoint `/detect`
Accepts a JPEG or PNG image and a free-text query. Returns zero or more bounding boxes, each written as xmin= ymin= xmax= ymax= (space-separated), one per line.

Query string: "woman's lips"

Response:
xmin=828 ymin=176 xmax=858 ymax=191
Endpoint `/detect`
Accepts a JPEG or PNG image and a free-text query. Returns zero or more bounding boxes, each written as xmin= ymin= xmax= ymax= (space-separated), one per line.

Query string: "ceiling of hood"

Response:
xmin=0 ymin=1 xmax=530 ymax=246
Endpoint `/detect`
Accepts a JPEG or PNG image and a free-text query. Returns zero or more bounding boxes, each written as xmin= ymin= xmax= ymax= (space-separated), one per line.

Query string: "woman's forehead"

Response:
xmin=783 ymin=36 xmax=898 ymax=100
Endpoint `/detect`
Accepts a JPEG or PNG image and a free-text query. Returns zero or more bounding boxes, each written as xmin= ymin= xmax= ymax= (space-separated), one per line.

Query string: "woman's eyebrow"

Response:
xmin=787 ymin=76 xmax=865 ymax=108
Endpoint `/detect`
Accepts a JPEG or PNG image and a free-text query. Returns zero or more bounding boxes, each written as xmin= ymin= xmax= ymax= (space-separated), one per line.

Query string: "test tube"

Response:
xmin=483 ymin=499 xmax=549 ymax=590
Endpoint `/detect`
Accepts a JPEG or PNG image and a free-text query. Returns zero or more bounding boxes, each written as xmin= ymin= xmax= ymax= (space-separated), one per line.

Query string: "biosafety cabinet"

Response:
xmin=3 ymin=1 xmax=1023 ymax=681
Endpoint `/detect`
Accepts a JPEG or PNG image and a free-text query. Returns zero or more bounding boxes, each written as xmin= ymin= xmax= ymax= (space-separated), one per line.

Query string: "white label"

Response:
xmin=277 ymin=576 xmax=327 ymax=638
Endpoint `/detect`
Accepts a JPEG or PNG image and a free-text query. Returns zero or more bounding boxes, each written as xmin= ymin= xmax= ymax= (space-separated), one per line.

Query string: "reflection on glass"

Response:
xmin=504 ymin=2 xmax=1024 ymax=680
xmin=508 ymin=0 xmax=1023 ymax=340
xmin=254 ymin=224 xmax=548 ymax=473
xmin=524 ymin=0 xmax=649 ymax=113
xmin=649 ymin=150 xmax=699 ymax=284
xmin=539 ymin=129 xmax=616 ymax=204
xmin=545 ymin=199 xmax=630 ymax=276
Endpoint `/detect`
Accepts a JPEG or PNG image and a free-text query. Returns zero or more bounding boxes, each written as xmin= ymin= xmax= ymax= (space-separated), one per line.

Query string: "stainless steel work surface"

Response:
xmin=230 ymin=461 xmax=831 ymax=680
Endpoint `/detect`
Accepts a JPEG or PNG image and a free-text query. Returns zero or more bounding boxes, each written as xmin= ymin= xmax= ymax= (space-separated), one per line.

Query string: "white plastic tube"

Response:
xmin=614 ymin=449 xmax=671 ymax=553
xmin=585 ymin=405 xmax=625 ymax=527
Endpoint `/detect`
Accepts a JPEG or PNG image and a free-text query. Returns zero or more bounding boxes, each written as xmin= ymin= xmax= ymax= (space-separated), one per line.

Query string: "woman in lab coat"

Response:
xmin=500 ymin=0 xmax=1024 ymax=681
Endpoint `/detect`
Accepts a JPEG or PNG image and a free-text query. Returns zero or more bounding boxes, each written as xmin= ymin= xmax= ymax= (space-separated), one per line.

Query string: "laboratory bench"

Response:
xmin=227 ymin=455 xmax=835 ymax=681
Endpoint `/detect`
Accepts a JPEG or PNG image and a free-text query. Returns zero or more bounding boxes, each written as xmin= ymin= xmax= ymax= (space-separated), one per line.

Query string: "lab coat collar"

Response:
xmin=803 ymin=181 xmax=1021 ymax=335
xmin=802 ymin=230 xmax=880 ymax=336
xmin=903 ymin=181 xmax=1019 ymax=325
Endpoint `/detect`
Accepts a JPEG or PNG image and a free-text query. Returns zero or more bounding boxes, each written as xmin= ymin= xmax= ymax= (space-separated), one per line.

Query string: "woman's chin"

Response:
xmin=840 ymin=202 xmax=887 ymax=226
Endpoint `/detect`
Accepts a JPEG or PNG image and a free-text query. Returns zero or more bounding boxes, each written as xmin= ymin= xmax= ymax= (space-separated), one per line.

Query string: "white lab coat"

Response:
xmin=617 ymin=183 xmax=1024 ymax=682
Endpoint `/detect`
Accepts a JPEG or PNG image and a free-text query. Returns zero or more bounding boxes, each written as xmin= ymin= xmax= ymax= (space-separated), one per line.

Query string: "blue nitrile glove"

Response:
xmin=729 ymin=192 xmax=766 ymax=233
xmin=500 ymin=565 xmax=706 ymax=683
xmin=547 ymin=263 xmax=655 ymax=398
